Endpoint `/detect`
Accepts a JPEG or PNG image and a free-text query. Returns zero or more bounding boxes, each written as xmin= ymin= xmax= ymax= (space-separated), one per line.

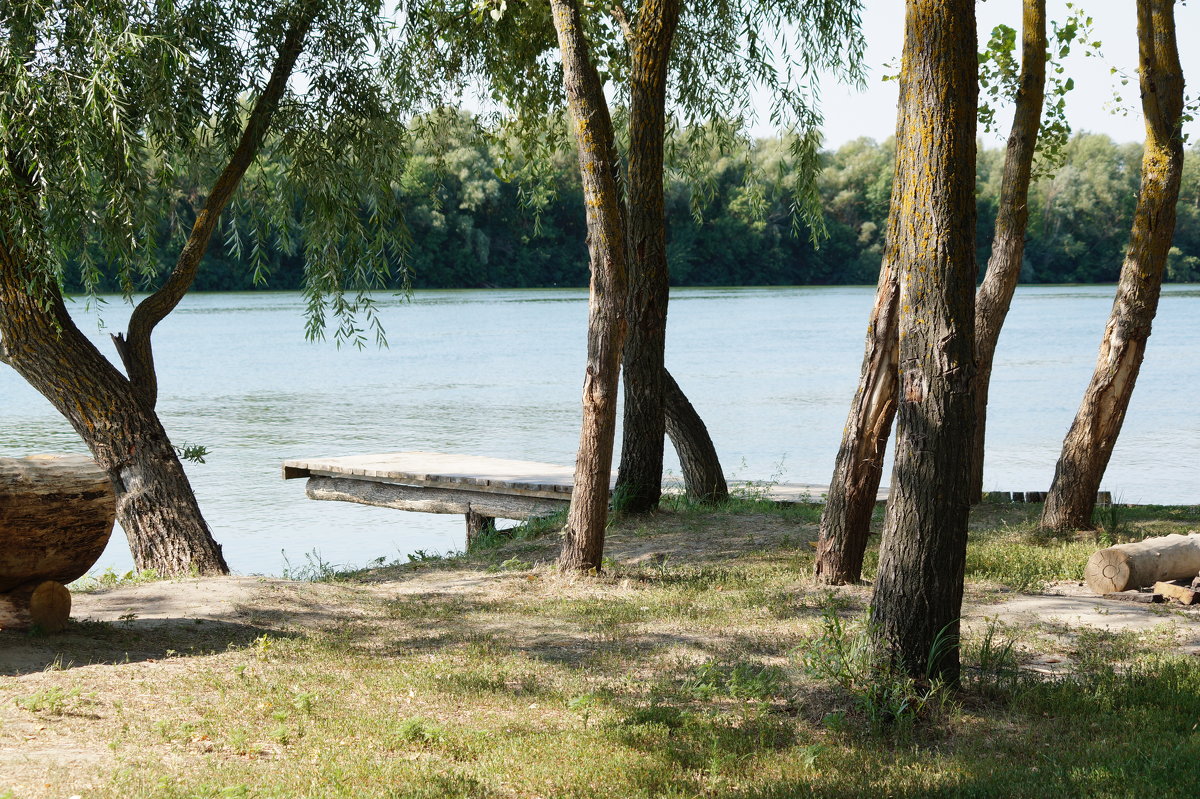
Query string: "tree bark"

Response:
xmin=614 ymin=0 xmax=681 ymax=514
xmin=663 ymin=368 xmax=728 ymax=503
xmin=969 ymin=0 xmax=1047 ymax=502
xmin=1041 ymin=0 xmax=1184 ymax=532
xmin=550 ymin=0 xmax=630 ymax=572
xmin=814 ymin=49 xmax=910 ymax=585
xmin=0 ymin=247 xmax=229 ymax=575
xmin=870 ymin=0 xmax=978 ymax=683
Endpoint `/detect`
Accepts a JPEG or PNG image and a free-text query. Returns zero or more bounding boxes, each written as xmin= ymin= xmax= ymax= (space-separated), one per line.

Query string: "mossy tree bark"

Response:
xmin=969 ymin=0 xmax=1047 ymax=502
xmin=0 ymin=12 xmax=313 ymax=575
xmin=869 ymin=0 xmax=978 ymax=683
xmin=1041 ymin=0 xmax=1184 ymax=532
xmin=615 ymin=0 xmax=681 ymax=514
xmin=550 ymin=0 xmax=630 ymax=571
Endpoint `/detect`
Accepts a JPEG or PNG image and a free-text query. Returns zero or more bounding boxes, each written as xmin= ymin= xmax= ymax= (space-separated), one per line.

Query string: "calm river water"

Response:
xmin=2 ymin=285 xmax=1197 ymax=575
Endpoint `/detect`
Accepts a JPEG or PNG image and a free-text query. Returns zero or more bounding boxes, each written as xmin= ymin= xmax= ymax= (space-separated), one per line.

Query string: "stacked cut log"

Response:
xmin=0 ymin=454 xmax=116 ymax=632
xmin=1085 ymin=532 xmax=1200 ymax=601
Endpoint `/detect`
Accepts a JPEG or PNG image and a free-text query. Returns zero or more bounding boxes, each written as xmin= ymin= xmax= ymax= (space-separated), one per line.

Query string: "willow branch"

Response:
xmin=114 ymin=8 xmax=316 ymax=408
xmin=609 ymin=2 xmax=635 ymax=47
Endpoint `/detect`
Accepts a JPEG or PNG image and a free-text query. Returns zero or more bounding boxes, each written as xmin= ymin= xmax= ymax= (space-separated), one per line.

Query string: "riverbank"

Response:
xmin=4 ymin=499 xmax=1200 ymax=797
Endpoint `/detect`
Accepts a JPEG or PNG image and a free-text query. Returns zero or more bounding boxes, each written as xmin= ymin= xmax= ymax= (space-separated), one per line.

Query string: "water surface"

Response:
xmin=2 ymin=285 xmax=1195 ymax=575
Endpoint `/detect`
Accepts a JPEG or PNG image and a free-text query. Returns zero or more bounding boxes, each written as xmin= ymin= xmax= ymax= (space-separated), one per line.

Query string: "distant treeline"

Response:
xmin=67 ymin=124 xmax=1200 ymax=293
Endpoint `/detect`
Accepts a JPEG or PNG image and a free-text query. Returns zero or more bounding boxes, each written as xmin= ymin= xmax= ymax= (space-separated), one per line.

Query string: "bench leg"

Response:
xmin=465 ymin=511 xmax=496 ymax=551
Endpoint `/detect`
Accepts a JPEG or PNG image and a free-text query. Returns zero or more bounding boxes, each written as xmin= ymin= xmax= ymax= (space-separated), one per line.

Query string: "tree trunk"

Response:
xmin=615 ymin=0 xmax=681 ymax=514
xmin=663 ymin=369 xmax=728 ymax=503
xmin=969 ymin=0 xmax=1047 ymax=502
xmin=550 ymin=0 xmax=630 ymax=572
xmin=0 ymin=253 xmax=229 ymax=575
xmin=870 ymin=0 xmax=978 ymax=684
xmin=814 ymin=231 xmax=900 ymax=584
xmin=1041 ymin=0 xmax=1184 ymax=532
xmin=814 ymin=49 xmax=910 ymax=585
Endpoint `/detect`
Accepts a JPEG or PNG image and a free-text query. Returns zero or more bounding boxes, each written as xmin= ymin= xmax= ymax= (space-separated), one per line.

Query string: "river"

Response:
xmin=2 ymin=285 xmax=1196 ymax=576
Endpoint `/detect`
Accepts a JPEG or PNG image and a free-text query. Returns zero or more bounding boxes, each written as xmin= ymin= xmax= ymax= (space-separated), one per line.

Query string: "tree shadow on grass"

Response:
xmin=0 ymin=617 xmax=295 ymax=676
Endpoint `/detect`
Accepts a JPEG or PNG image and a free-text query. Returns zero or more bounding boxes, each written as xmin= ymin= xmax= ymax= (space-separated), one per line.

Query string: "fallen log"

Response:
xmin=1084 ymin=532 xmax=1200 ymax=595
xmin=0 ymin=454 xmax=116 ymax=631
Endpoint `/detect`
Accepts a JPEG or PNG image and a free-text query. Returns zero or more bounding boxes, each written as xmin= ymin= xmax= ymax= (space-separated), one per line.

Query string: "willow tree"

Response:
xmin=0 ymin=0 xmax=407 ymax=574
xmin=815 ymin=0 xmax=1079 ymax=583
xmin=1041 ymin=0 xmax=1185 ymax=531
xmin=614 ymin=0 xmax=864 ymax=512
xmin=408 ymin=1 xmax=863 ymax=534
xmin=869 ymin=0 xmax=978 ymax=682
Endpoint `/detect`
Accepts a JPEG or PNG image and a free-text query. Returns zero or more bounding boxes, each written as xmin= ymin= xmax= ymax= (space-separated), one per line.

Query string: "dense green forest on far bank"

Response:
xmin=67 ymin=119 xmax=1200 ymax=294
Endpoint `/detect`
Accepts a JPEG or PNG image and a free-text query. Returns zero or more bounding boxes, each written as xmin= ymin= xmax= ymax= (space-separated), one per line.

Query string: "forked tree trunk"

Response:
xmin=663 ymin=369 xmax=728 ymax=503
xmin=615 ymin=0 xmax=681 ymax=515
xmin=870 ymin=0 xmax=978 ymax=683
xmin=550 ymin=0 xmax=630 ymax=572
xmin=0 ymin=254 xmax=229 ymax=575
xmin=0 ymin=13 xmax=313 ymax=576
xmin=816 ymin=0 xmax=1049 ymax=584
xmin=1041 ymin=0 xmax=1184 ymax=532
xmin=969 ymin=0 xmax=1047 ymax=501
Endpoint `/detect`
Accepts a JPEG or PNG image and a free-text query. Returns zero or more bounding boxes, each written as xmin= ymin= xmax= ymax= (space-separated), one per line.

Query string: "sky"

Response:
xmin=777 ymin=0 xmax=1200 ymax=148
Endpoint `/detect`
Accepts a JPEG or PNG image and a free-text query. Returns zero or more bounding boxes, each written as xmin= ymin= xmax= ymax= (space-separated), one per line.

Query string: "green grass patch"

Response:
xmin=8 ymin=504 xmax=1200 ymax=798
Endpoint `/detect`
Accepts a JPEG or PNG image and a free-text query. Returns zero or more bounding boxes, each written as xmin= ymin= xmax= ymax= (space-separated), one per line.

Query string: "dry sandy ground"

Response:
xmin=2 ymin=567 xmax=1197 ymax=676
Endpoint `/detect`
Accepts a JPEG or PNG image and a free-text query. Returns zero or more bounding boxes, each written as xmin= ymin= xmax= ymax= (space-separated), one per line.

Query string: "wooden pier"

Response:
xmin=281 ymin=451 xmax=876 ymax=546
xmin=283 ymin=451 xmax=1099 ymax=547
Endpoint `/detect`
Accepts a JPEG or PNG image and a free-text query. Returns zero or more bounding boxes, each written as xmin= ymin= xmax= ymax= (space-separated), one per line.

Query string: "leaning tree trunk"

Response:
xmin=969 ymin=0 xmax=1047 ymax=502
xmin=0 ymin=250 xmax=229 ymax=575
xmin=550 ymin=0 xmax=630 ymax=572
xmin=1041 ymin=0 xmax=1184 ymax=532
xmin=814 ymin=72 xmax=908 ymax=585
xmin=814 ymin=226 xmax=900 ymax=584
xmin=663 ymin=369 xmax=728 ymax=503
xmin=870 ymin=0 xmax=978 ymax=684
xmin=615 ymin=0 xmax=681 ymax=514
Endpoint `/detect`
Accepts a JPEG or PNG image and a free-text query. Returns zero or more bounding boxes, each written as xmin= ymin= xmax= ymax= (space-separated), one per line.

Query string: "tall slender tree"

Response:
xmin=548 ymin=0 xmax=630 ymax=571
xmin=409 ymin=1 xmax=863 ymax=530
xmin=612 ymin=0 xmax=682 ymax=514
xmin=1041 ymin=0 xmax=1185 ymax=532
xmin=968 ymin=1 xmax=1048 ymax=502
xmin=0 ymin=0 xmax=407 ymax=574
xmin=869 ymin=0 xmax=978 ymax=682
xmin=615 ymin=1 xmax=864 ymax=512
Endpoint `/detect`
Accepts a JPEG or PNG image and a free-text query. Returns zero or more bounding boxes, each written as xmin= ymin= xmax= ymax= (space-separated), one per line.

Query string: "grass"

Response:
xmin=4 ymin=501 xmax=1200 ymax=797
